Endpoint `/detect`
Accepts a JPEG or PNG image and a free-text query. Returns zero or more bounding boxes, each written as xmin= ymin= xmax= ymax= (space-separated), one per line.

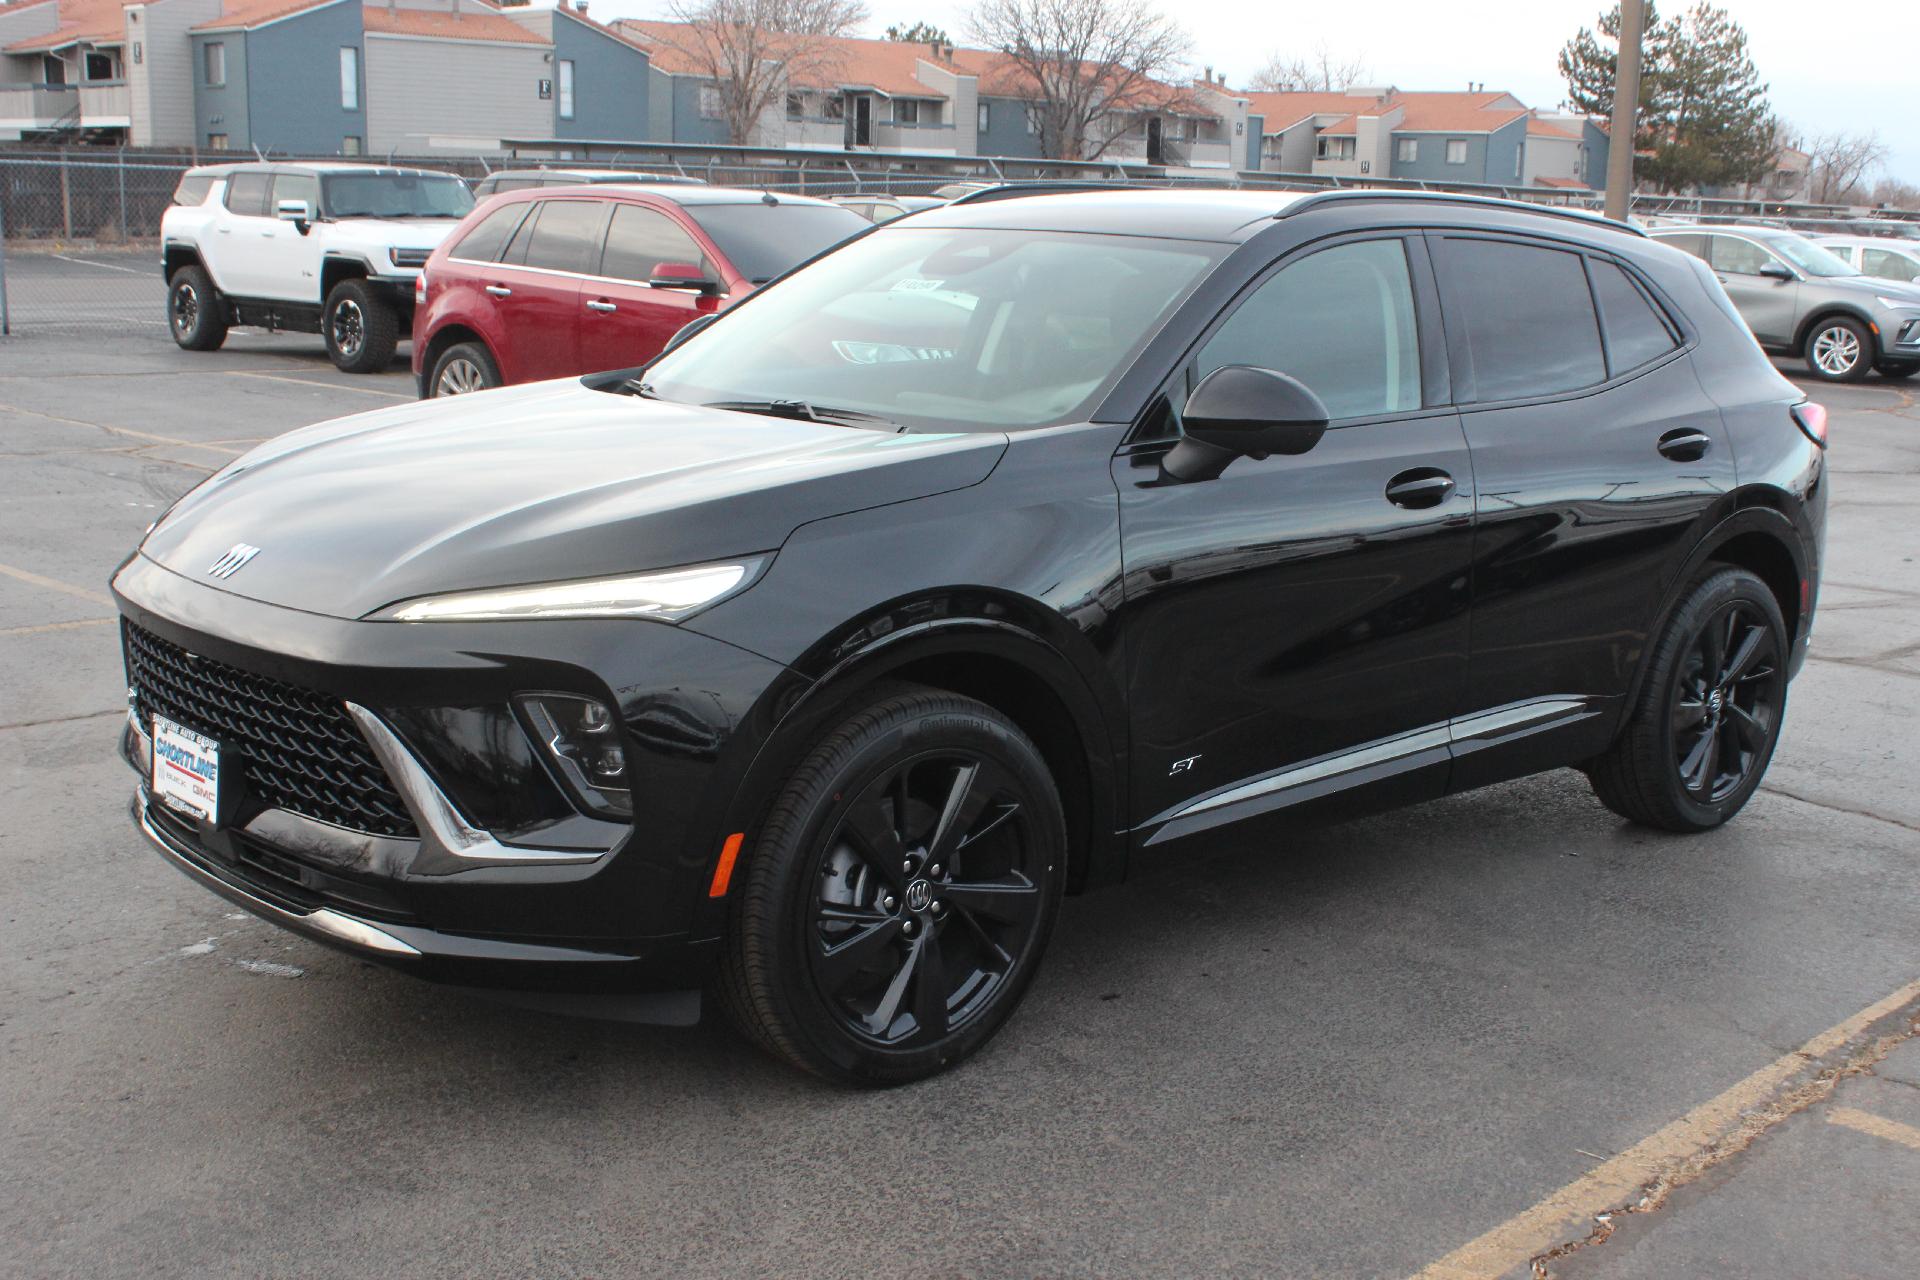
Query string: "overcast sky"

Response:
xmin=589 ymin=0 xmax=1917 ymax=186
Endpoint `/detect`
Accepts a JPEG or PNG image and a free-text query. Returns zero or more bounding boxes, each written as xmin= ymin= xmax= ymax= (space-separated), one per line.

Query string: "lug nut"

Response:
xmin=903 ymin=858 xmax=915 ymax=874
xmin=902 ymin=919 xmax=917 ymax=936
xmin=929 ymin=864 xmax=943 ymax=878
xmin=881 ymin=895 xmax=897 ymax=912
xmin=931 ymin=900 xmax=945 ymax=916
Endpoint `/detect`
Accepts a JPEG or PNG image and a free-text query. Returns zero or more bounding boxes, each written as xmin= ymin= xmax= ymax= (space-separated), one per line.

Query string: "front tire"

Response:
xmin=168 ymin=265 xmax=228 ymax=352
xmin=323 ymin=279 xmax=399 ymax=374
xmin=428 ymin=341 xmax=500 ymax=397
xmin=1804 ymin=316 xmax=1872 ymax=383
xmin=1586 ymin=567 xmax=1789 ymax=832
xmin=718 ymin=684 xmax=1066 ymax=1086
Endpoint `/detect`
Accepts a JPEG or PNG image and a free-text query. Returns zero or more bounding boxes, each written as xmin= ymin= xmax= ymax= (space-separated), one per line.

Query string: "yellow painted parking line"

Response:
xmin=0 ymin=562 xmax=113 ymax=607
xmin=0 ymin=616 xmax=117 ymax=638
xmin=0 ymin=398 xmax=243 ymax=454
xmin=1828 ymin=1106 xmax=1920 ymax=1152
xmin=1409 ymin=978 xmax=1920 ymax=1280
xmin=227 ymin=370 xmax=413 ymax=400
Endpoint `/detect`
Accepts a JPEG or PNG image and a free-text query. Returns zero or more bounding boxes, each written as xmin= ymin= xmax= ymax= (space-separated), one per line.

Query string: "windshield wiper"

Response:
xmin=704 ymin=399 xmax=900 ymax=430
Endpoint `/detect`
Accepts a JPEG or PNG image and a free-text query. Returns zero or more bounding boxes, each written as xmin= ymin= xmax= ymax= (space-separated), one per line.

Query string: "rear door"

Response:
xmin=1429 ymin=232 xmax=1734 ymax=787
xmin=576 ymin=201 xmax=720 ymax=374
xmin=1704 ymin=232 xmax=1799 ymax=346
xmin=486 ymin=198 xmax=606 ymax=382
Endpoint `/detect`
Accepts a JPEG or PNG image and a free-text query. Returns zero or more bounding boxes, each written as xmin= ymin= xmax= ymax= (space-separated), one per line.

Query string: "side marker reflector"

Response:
xmin=709 ymin=832 xmax=745 ymax=898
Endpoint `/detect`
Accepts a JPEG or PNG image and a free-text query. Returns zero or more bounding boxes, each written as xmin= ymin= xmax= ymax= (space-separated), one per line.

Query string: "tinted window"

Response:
xmin=1590 ymin=259 xmax=1677 ymax=374
xmin=271 ymin=172 xmax=319 ymax=215
xmin=224 ymin=171 xmax=271 ymax=217
xmin=684 ymin=202 xmax=866 ymax=282
xmin=1863 ymin=247 xmax=1920 ymax=283
xmin=1439 ymin=238 xmax=1605 ymax=402
xmin=1196 ymin=239 xmax=1422 ymax=420
xmin=601 ymin=204 xmax=707 ymax=281
xmin=1709 ymin=235 xmax=1774 ymax=276
xmin=518 ymin=200 xmax=607 ymax=274
xmin=320 ymin=172 xmax=473 ymax=219
xmin=1657 ymin=232 xmax=1706 ymax=260
xmin=172 ymin=174 xmax=215 ymax=207
xmin=450 ymin=203 xmax=531 ymax=263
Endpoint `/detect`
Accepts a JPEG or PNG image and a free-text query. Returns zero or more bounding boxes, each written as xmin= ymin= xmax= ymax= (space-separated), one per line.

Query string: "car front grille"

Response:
xmin=122 ymin=620 xmax=418 ymax=838
xmin=389 ymin=248 xmax=431 ymax=269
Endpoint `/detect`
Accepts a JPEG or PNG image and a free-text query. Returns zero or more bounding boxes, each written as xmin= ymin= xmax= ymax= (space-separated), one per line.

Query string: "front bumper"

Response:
xmin=114 ymin=552 xmax=797 ymax=994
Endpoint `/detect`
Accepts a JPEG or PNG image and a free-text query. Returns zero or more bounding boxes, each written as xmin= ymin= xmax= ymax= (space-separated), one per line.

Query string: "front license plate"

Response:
xmin=151 ymin=715 xmax=220 ymax=826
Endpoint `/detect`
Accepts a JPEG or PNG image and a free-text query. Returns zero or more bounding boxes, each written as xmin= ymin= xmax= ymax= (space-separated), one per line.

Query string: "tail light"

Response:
xmin=414 ymin=271 xmax=428 ymax=307
xmin=1791 ymin=401 xmax=1828 ymax=448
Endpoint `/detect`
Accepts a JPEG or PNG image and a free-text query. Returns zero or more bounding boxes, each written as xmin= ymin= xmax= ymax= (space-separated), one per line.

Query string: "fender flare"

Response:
xmin=1794 ymin=304 xmax=1881 ymax=359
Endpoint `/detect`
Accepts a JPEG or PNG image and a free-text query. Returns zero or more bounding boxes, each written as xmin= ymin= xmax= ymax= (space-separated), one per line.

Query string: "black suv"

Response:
xmin=115 ymin=191 xmax=1827 ymax=1084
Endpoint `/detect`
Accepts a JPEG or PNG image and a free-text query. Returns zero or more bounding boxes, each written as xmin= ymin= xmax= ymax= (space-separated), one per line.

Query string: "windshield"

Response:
xmin=1766 ymin=234 xmax=1858 ymax=277
xmin=644 ymin=226 xmax=1221 ymax=432
xmin=683 ymin=203 xmax=867 ymax=282
xmin=321 ymin=173 xmax=474 ymax=220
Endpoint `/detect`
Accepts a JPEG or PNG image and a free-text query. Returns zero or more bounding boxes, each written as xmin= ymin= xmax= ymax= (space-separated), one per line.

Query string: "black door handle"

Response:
xmin=1657 ymin=428 xmax=1713 ymax=462
xmin=1385 ymin=468 xmax=1456 ymax=509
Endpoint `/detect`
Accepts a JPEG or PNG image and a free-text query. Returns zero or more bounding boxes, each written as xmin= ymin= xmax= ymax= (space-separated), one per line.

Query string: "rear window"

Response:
xmin=683 ymin=202 xmax=866 ymax=282
xmin=449 ymin=202 xmax=531 ymax=263
xmin=1589 ymin=259 xmax=1678 ymax=374
xmin=172 ymin=174 xmax=216 ymax=207
xmin=1437 ymin=237 xmax=1606 ymax=403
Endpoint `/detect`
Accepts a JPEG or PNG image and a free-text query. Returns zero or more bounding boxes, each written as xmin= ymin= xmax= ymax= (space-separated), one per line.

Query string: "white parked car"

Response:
xmin=162 ymin=162 xmax=474 ymax=373
xmin=1814 ymin=235 xmax=1920 ymax=288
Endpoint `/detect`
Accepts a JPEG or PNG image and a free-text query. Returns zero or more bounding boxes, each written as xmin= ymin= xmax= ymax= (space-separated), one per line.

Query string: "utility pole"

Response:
xmin=1604 ymin=0 xmax=1645 ymax=222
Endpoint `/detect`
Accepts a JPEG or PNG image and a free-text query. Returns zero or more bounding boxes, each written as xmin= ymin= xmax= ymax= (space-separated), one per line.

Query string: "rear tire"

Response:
xmin=428 ymin=341 xmax=500 ymax=397
xmin=1586 ymin=567 xmax=1789 ymax=832
xmin=168 ymin=265 xmax=228 ymax=352
xmin=717 ymin=684 xmax=1065 ymax=1086
xmin=1876 ymin=360 xmax=1919 ymax=381
xmin=1803 ymin=316 xmax=1872 ymax=383
xmin=323 ymin=279 xmax=399 ymax=374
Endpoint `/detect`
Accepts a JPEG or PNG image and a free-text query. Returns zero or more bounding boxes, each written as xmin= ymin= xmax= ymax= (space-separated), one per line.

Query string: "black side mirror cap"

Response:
xmin=1163 ymin=365 xmax=1330 ymax=482
xmin=1759 ymin=261 xmax=1795 ymax=281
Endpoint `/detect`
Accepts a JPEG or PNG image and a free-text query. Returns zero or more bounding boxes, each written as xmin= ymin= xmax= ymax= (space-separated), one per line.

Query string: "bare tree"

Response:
xmin=966 ymin=0 xmax=1192 ymax=161
xmin=1804 ymin=129 xmax=1890 ymax=203
xmin=659 ymin=0 xmax=868 ymax=146
xmin=1247 ymin=45 xmax=1369 ymax=94
xmin=1868 ymin=175 xmax=1920 ymax=211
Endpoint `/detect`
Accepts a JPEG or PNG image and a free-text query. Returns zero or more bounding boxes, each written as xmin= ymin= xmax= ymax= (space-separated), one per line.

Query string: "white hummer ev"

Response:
xmin=162 ymin=162 xmax=473 ymax=373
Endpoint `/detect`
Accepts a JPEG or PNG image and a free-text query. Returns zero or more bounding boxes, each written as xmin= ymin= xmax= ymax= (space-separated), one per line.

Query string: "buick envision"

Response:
xmin=117 ymin=190 xmax=1826 ymax=1084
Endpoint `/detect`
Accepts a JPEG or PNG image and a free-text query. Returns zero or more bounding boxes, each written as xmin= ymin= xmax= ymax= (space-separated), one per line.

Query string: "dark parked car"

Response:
xmin=117 ymin=190 xmax=1826 ymax=1085
xmin=411 ymin=186 xmax=866 ymax=396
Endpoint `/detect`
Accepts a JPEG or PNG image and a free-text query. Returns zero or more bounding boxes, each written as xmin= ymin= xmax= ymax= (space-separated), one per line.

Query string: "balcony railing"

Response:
xmin=0 ymin=83 xmax=79 ymax=127
xmin=78 ymin=81 xmax=130 ymax=122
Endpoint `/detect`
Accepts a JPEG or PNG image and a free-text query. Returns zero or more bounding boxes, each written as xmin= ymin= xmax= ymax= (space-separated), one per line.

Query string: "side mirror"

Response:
xmin=276 ymin=198 xmax=311 ymax=232
xmin=649 ymin=262 xmax=722 ymax=296
xmin=1163 ymin=365 xmax=1330 ymax=483
xmin=1758 ymin=260 xmax=1795 ymax=281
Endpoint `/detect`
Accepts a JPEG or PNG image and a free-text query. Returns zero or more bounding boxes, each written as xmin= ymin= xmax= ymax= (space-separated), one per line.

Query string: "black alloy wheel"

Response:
xmin=718 ymin=684 xmax=1064 ymax=1085
xmin=168 ymin=264 xmax=228 ymax=351
xmin=323 ymin=278 xmax=400 ymax=374
xmin=1587 ymin=566 xmax=1789 ymax=831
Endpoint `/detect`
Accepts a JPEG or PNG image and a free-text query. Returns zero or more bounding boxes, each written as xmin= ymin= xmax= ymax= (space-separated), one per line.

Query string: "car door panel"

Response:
xmin=486 ymin=198 xmax=605 ymax=383
xmin=1707 ymin=233 xmax=1799 ymax=346
xmin=1115 ymin=235 xmax=1474 ymax=842
xmin=577 ymin=202 xmax=721 ymax=375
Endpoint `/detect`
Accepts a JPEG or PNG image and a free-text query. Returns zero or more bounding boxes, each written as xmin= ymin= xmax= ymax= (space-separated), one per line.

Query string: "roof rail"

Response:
xmin=1279 ymin=188 xmax=1645 ymax=237
xmin=945 ymin=180 xmax=1162 ymax=205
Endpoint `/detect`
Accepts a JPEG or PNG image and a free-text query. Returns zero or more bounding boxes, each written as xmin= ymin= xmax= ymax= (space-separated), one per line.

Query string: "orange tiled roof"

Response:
xmin=362 ymin=5 xmax=544 ymax=45
xmin=1242 ymin=91 xmax=1387 ymax=133
xmin=1534 ymin=176 xmax=1591 ymax=190
xmin=4 ymin=0 xmax=127 ymax=52
xmin=1526 ymin=115 xmax=1583 ymax=140
xmin=191 ymin=0 xmax=338 ymax=33
xmin=1319 ymin=91 xmax=1529 ymax=136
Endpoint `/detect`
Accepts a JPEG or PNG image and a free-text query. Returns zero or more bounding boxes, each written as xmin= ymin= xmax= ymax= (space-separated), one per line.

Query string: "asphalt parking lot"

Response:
xmin=1 ymin=251 xmax=1918 ymax=1279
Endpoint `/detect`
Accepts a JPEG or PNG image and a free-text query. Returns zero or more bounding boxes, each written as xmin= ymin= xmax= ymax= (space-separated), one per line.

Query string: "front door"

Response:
xmin=1116 ymin=235 xmax=1474 ymax=844
xmin=1427 ymin=231 xmax=1736 ymax=787
xmin=577 ymin=201 xmax=721 ymax=374
xmin=854 ymin=95 xmax=872 ymax=147
xmin=487 ymin=197 xmax=605 ymax=382
xmin=1146 ymin=117 xmax=1165 ymax=165
xmin=1704 ymin=232 xmax=1800 ymax=347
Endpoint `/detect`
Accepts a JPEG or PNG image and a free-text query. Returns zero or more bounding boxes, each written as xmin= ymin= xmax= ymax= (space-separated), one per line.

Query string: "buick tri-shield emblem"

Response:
xmin=207 ymin=543 xmax=261 ymax=579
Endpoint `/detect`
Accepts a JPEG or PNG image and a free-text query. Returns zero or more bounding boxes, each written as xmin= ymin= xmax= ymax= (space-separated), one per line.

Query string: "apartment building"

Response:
xmin=3 ymin=0 xmax=656 ymax=153
xmin=614 ymin=21 xmax=1261 ymax=173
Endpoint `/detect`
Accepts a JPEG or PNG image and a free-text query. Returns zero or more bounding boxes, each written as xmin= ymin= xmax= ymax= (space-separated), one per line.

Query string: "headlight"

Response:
xmin=377 ymin=558 xmax=765 ymax=622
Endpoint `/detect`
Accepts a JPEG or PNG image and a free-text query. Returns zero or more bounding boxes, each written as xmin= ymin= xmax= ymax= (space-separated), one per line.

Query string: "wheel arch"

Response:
xmin=162 ymin=242 xmax=205 ymax=281
xmin=1793 ymin=305 xmax=1879 ymax=359
xmin=320 ymin=254 xmax=374 ymax=299
xmin=419 ymin=323 xmax=493 ymax=386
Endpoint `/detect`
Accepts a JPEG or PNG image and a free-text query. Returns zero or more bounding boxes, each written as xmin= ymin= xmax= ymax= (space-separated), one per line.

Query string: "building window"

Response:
xmin=84 ymin=50 xmax=118 ymax=81
xmin=204 ymin=42 xmax=225 ymax=88
xmin=342 ymin=135 xmax=362 ymax=156
xmin=786 ymin=92 xmax=803 ymax=120
xmin=1514 ymin=145 xmax=1522 ymax=178
xmin=558 ymin=58 xmax=575 ymax=120
xmin=895 ymin=99 xmax=919 ymax=126
xmin=824 ymin=95 xmax=844 ymax=120
xmin=698 ymin=85 xmax=723 ymax=120
xmin=1316 ymin=135 xmax=1355 ymax=160
xmin=1396 ymin=137 xmax=1417 ymax=163
xmin=977 ymin=101 xmax=990 ymax=132
xmin=43 ymin=55 xmax=66 ymax=85
xmin=206 ymin=133 xmax=229 ymax=150
xmin=339 ymin=47 xmax=358 ymax=111
xmin=1024 ymin=105 xmax=1038 ymax=135
xmin=1446 ymin=138 xmax=1467 ymax=164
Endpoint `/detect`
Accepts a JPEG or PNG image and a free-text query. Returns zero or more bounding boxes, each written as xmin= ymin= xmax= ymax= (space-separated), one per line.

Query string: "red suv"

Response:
xmin=411 ymin=186 xmax=866 ymax=397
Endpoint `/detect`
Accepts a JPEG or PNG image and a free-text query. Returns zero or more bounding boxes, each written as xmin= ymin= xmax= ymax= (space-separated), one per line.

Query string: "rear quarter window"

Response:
xmin=1589 ymin=259 xmax=1679 ymax=374
xmin=1436 ymin=237 xmax=1606 ymax=402
xmin=171 ymin=174 xmax=215 ymax=207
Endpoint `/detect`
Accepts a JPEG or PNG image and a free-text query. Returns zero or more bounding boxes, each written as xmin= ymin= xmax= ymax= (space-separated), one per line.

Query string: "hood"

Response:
xmin=1851 ymin=274 xmax=1920 ymax=304
xmin=142 ymin=379 xmax=1007 ymax=620
xmin=331 ymin=218 xmax=463 ymax=250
